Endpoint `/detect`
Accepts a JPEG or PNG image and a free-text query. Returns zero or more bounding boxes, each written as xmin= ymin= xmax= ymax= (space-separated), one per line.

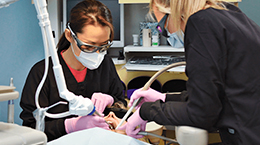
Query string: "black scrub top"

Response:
xmin=140 ymin=5 xmax=260 ymax=145
xmin=20 ymin=52 xmax=126 ymax=141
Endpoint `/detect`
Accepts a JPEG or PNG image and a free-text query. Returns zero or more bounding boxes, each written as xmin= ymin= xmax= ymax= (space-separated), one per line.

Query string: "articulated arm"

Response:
xmin=33 ymin=0 xmax=95 ymax=119
xmin=31 ymin=0 xmax=96 ymax=131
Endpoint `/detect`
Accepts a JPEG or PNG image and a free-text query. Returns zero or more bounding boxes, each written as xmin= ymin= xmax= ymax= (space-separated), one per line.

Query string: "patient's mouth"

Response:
xmin=107 ymin=121 xmax=115 ymax=129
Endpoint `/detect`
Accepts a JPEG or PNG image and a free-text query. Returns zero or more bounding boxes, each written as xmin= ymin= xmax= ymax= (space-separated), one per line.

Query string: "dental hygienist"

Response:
xmin=150 ymin=0 xmax=184 ymax=48
xmin=119 ymin=0 xmax=260 ymax=144
xmin=150 ymin=0 xmax=242 ymax=48
xmin=20 ymin=0 xmax=126 ymax=141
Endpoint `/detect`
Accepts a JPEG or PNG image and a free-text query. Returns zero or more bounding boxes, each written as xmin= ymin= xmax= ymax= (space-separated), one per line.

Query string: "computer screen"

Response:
xmin=64 ymin=0 xmax=124 ymax=47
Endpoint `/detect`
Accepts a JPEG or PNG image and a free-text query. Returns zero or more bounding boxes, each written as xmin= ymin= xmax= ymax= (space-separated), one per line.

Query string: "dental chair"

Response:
xmin=0 ymin=84 xmax=47 ymax=145
xmin=176 ymin=126 xmax=208 ymax=145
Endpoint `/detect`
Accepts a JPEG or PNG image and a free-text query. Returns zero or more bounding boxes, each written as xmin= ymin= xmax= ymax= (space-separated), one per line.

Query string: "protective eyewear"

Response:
xmin=67 ymin=23 xmax=113 ymax=53
xmin=156 ymin=13 xmax=170 ymax=38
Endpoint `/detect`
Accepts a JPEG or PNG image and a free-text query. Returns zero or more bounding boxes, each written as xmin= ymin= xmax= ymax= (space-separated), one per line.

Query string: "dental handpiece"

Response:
xmin=93 ymin=111 xmax=114 ymax=129
xmin=115 ymin=97 xmax=143 ymax=130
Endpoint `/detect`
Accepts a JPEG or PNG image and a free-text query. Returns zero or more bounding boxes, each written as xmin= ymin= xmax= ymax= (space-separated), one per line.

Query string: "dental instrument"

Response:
xmin=115 ymin=61 xmax=186 ymax=130
xmin=93 ymin=110 xmax=114 ymax=130
xmin=138 ymin=131 xmax=178 ymax=145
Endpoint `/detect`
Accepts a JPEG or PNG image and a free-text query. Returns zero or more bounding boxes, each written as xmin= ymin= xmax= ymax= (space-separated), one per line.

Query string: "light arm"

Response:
xmin=33 ymin=0 xmax=95 ymax=118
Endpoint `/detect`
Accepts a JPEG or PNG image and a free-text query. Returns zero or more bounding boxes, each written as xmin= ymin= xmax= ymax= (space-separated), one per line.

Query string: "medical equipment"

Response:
xmin=33 ymin=0 xmax=104 ymax=132
xmin=93 ymin=110 xmax=114 ymax=130
xmin=1 ymin=0 xmax=96 ymax=133
xmin=116 ymin=61 xmax=208 ymax=145
xmin=7 ymin=78 xmax=15 ymax=123
xmin=116 ymin=61 xmax=186 ymax=130
xmin=0 ymin=122 xmax=47 ymax=145
xmin=138 ymin=132 xmax=177 ymax=145
xmin=33 ymin=0 xmax=95 ymax=118
xmin=0 ymin=81 xmax=47 ymax=144
xmin=0 ymin=85 xmax=19 ymax=121
xmin=144 ymin=121 xmax=176 ymax=145
xmin=138 ymin=125 xmax=208 ymax=145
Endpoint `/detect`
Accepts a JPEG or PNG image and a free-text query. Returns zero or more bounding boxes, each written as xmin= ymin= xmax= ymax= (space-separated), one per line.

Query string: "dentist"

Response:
xmin=20 ymin=0 xmax=126 ymax=141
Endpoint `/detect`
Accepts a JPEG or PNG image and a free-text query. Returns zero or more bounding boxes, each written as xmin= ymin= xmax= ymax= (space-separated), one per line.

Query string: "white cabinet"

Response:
xmin=123 ymin=45 xmax=186 ymax=72
xmin=124 ymin=45 xmax=184 ymax=53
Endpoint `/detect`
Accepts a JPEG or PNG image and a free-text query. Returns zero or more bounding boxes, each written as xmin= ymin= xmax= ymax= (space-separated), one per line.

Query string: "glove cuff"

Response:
xmin=161 ymin=93 xmax=166 ymax=102
xmin=64 ymin=117 xmax=77 ymax=133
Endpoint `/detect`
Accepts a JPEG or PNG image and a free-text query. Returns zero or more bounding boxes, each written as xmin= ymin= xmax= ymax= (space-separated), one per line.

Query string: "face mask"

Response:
xmin=71 ymin=44 xmax=106 ymax=70
xmin=166 ymin=30 xmax=184 ymax=48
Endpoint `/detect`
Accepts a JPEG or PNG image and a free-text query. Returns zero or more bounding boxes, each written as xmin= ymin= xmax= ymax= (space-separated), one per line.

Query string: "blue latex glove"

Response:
xmin=117 ymin=108 xmax=147 ymax=138
xmin=91 ymin=93 xmax=114 ymax=114
xmin=65 ymin=115 xmax=110 ymax=133
xmin=129 ymin=88 xmax=166 ymax=109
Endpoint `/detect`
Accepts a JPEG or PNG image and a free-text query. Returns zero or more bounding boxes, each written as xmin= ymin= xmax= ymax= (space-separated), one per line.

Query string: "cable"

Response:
xmin=142 ymin=61 xmax=186 ymax=90
xmin=138 ymin=131 xmax=178 ymax=144
xmin=116 ymin=61 xmax=186 ymax=130
xmin=34 ymin=0 xmax=49 ymax=110
xmin=33 ymin=0 xmax=72 ymax=119
xmin=136 ymin=62 xmax=186 ymax=144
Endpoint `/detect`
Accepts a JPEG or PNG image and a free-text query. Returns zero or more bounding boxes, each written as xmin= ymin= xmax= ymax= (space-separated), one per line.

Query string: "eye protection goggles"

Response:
xmin=67 ymin=23 xmax=113 ymax=53
xmin=156 ymin=13 xmax=170 ymax=38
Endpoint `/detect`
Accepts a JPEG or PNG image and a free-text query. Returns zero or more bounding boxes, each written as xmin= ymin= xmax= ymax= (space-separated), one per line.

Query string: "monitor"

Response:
xmin=63 ymin=0 xmax=124 ymax=47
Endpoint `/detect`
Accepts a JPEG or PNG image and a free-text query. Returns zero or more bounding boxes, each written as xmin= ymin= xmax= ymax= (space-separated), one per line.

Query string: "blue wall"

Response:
xmin=239 ymin=0 xmax=260 ymax=26
xmin=0 ymin=0 xmax=44 ymax=125
xmin=0 ymin=0 xmax=259 ymax=126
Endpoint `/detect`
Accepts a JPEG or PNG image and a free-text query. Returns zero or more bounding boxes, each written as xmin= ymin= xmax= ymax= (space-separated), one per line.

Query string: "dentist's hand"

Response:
xmin=91 ymin=93 xmax=114 ymax=114
xmin=129 ymin=88 xmax=166 ymax=109
xmin=117 ymin=108 xmax=147 ymax=138
xmin=65 ymin=115 xmax=110 ymax=133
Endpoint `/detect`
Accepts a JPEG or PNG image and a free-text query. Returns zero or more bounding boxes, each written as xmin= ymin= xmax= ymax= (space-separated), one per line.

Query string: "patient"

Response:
xmin=65 ymin=102 xmax=130 ymax=133
xmin=104 ymin=111 xmax=149 ymax=143
xmin=65 ymin=105 xmax=149 ymax=143
xmin=48 ymin=112 xmax=149 ymax=145
xmin=104 ymin=111 xmax=126 ymax=134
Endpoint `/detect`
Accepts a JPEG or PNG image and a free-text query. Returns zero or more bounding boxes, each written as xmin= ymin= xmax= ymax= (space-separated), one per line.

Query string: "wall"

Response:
xmin=0 ymin=0 xmax=259 ymax=126
xmin=239 ymin=0 xmax=260 ymax=25
xmin=0 ymin=0 xmax=44 ymax=125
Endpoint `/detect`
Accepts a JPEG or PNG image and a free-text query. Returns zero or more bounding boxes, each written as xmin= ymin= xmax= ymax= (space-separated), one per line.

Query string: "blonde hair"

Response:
xmin=150 ymin=0 xmax=171 ymax=14
xmin=171 ymin=0 xmax=227 ymax=31
xmin=148 ymin=0 xmax=171 ymax=21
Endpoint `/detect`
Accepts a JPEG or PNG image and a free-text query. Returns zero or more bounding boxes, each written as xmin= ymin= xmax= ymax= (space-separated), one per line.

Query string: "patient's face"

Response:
xmin=104 ymin=112 xmax=127 ymax=134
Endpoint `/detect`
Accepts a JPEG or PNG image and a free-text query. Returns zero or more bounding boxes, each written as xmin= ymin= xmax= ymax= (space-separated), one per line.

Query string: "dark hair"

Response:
xmin=57 ymin=0 xmax=114 ymax=52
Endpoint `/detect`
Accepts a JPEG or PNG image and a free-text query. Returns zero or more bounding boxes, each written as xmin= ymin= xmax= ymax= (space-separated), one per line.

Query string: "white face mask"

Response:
xmin=164 ymin=16 xmax=184 ymax=48
xmin=71 ymin=44 xmax=106 ymax=70
xmin=166 ymin=30 xmax=184 ymax=48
